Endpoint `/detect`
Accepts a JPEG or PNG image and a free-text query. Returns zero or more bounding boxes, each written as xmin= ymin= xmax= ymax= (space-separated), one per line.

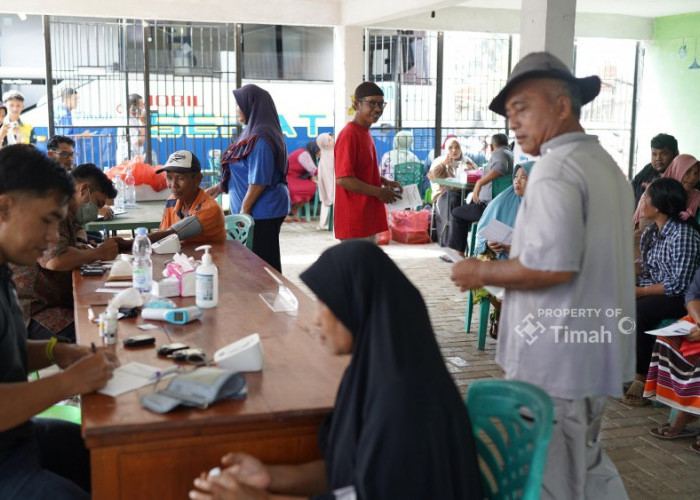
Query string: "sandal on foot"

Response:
xmin=621 ymin=379 xmax=650 ymax=407
xmin=689 ymin=441 xmax=700 ymax=454
xmin=650 ymin=424 xmax=699 ymax=440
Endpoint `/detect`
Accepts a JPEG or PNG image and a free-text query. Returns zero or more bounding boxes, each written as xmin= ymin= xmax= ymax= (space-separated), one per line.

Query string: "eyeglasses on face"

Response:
xmin=358 ymin=99 xmax=388 ymax=109
xmin=50 ymin=150 xmax=75 ymax=159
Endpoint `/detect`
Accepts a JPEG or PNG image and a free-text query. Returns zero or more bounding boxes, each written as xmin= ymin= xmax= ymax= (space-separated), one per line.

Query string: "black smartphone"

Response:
xmin=156 ymin=343 xmax=189 ymax=356
xmin=123 ymin=334 xmax=156 ymax=347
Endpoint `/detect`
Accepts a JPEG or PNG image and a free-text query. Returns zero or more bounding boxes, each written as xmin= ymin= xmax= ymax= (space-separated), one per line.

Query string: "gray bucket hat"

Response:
xmin=489 ymin=52 xmax=601 ymax=117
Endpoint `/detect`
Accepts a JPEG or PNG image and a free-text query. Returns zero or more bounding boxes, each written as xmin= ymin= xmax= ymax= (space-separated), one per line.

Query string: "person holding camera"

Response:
xmin=0 ymin=90 xmax=35 ymax=147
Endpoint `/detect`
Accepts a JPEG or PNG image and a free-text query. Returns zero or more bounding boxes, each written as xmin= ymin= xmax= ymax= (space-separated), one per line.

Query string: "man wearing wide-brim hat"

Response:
xmin=451 ymin=52 xmax=634 ymax=499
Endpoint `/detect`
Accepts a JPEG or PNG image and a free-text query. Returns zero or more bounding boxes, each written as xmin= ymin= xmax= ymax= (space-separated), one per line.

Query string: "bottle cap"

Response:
xmin=136 ymin=227 xmax=148 ymax=236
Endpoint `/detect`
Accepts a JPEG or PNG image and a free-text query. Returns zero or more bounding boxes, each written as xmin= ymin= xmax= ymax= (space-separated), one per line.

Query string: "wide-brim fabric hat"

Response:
xmin=489 ymin=52 xmax=601 ymax=117
xmin=155 ymin=151 xmax=201 ymax=174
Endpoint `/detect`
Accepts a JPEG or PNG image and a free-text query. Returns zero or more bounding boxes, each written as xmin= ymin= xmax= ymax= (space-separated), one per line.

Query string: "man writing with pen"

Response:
xmin=11 ymin=161 xmax=121 ymax=342
xmin=0 ymin=145 xmax=118 ymax=499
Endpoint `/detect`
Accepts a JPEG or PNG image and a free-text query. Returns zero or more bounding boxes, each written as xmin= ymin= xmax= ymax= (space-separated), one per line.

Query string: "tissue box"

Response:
xmin=165 ymin=262 xmax=196 ymax=297
xmin=152 ymin=277 xmax=180 ymax=298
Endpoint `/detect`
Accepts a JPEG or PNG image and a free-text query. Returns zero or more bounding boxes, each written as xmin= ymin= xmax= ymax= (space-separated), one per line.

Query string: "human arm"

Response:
xmin=0 ymin=344 xmax=117 ymax=432
xmin=240 ymin=185 xmax=266 ymax=215
xmin=380 ymin=176 xmax=402 ymax=193
xmin=635 ymin=284 xmax=666 ymax=298
xmin=472 ymin=169 xmax=502 ymax=203
xmin=43 ymin=238 xmax=119 ymax=271
xmin=426 ymin=157 xmax=450 ymax=181
xmin=450 ymin=256 xmax=574 ymax=292
xmin=190 ymin=453 xmax=326 ymax=500
xmin=686 ymin=299 xmax=700 ymax=342
xmin=336 ymin=176 xmax=401 ymax=204
xmin=487 ymin=241 xmax=510 ymax=256
xmin=659 ymin=226 xmax=700 ymax=297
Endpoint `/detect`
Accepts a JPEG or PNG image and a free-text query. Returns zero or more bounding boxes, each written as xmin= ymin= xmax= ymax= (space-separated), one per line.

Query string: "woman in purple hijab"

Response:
xmin=213 ymin=84 xmax=290 ymax=271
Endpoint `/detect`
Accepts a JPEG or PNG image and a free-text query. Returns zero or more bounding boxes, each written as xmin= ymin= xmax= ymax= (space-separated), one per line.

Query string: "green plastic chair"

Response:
xmin=464 ymin=174 xmax=515 ymax=348
xmin=394 ymin=161 xmax=425 ymax=195
xmin=225 ymin=214 xmax=255 ymax=250
xmin=300 ymin=188 xmax=320 ymax=222
xmin=36 ymin=404 xmax=81 ymax=425
xmin=466 ymin=380 xmax=554 ymax=500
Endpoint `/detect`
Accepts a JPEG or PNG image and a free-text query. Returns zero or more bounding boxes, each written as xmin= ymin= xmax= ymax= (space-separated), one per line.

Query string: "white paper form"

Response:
xmin=98 ymin=362 xmax=177 ymax=397
xmin=477 ymin=219 xmax=513 ymax=246
xmin=645 ymin=320 xmax=695 ymax=336
xmin=386 ymin=184 xmax=423 ymax=212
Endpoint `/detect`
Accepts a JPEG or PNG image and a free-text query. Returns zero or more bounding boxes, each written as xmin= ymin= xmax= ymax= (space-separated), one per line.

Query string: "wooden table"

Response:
xmin=74 ymin=241 xmax=347 ymax=499
xmin=84 ymin=200 xmax=165 ymax=235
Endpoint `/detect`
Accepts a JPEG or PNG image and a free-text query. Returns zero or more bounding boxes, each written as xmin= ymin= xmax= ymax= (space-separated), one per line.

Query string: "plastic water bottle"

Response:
xmin=125 ymin=168 xmax=137 ymax=208
xmin=132 ymin=227 xmax=152 ymax=293
xmin=114 ymin=175 xmax=126 ymax=212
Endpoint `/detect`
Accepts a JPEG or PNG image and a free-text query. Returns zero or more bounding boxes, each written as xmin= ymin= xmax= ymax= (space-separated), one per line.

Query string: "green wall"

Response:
xmin=637 ymin=12 xmax=700 ymax=167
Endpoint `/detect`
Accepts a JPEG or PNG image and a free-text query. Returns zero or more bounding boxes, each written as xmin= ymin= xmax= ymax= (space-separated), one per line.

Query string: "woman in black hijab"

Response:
xmin=190 ymin=241 xmax=483 ymax=500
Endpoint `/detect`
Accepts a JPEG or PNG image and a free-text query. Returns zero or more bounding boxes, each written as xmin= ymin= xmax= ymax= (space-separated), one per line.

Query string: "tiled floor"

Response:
xmin=278 ymin=220 xmax=700 ymax=500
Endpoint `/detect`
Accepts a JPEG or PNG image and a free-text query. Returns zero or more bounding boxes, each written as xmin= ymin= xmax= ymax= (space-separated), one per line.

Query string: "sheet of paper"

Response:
xmin=477 ymin=219 xmax=513 ymax=246
xmin=386 ymin=184 xmax=423 ymax=212
xmin=484 ymin=285 xmax=505 ymax=301
xmin=95 ymin=288 xmax=121 ymax=294
xmin=98 ymin=361 xmax=175 ymax=397
xmin=441 ymin=248 xmax=464 ymax=263
xmin=645 ymin=320 xmax=695 ymax=336
xmin=104 ymin=281 xmax=133 ymax=287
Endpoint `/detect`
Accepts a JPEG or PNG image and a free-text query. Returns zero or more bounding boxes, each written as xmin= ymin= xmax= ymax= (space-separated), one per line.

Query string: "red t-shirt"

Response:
xmin=333 ymin=121 xmax=388 ymax=239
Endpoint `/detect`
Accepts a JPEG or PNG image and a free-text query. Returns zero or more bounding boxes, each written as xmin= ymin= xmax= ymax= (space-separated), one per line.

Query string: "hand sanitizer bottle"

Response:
xmin=195 ymin=245 xmax=218 ymax=308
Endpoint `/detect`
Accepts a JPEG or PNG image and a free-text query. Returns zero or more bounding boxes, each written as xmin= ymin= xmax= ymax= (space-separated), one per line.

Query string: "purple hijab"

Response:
xmin=220 ymin=84 xmax=288 ymax=192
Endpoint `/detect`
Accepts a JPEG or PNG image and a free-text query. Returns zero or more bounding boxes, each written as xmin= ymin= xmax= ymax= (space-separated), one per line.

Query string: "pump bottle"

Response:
xmin=195 ymin=245 xmax=218 ymax=308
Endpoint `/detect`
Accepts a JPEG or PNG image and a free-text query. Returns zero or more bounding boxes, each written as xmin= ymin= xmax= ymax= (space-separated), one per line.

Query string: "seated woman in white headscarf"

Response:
xmin=427 ymin=137 xmax=477 ymax=246
xmin=379 ymin=130 xmax=419 ymax=181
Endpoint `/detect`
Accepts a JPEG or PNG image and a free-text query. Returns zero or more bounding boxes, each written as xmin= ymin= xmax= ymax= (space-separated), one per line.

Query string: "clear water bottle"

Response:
xmin=114 ymin=175 xmax=126 ymax=212
xmin=132 ymin=227 xmax=152 ymax=293
xmin=125 ymin=167 xmax=137 ymax=208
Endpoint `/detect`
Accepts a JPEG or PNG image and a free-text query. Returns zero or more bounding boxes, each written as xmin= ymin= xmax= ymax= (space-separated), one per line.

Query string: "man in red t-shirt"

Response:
xmin=334 ymin=82 xmax=403 ymax=240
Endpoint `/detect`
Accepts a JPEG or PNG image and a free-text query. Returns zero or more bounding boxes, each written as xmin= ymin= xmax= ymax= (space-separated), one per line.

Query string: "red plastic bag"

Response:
xmin=377 ymin=230 xmax=391 ymax=245
xmin=105 ymin=157 xmax=168 ymax=192
xmin=389 ymin=210 xmax=431 ymax=244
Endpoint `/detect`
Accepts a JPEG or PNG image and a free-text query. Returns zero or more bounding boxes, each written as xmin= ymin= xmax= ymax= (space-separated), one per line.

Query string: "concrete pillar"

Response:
xmin=333 ymin=25 xmax=364 ymax=134
xmin=519 ymin=0 xmax=577 ymax=67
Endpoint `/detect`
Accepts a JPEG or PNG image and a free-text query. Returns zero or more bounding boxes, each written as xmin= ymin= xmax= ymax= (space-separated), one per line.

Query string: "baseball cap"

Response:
xmin=155 ymin=151 xmax=201 ymax=174
xmin=489 ymin=52 xmax=601 ymax=117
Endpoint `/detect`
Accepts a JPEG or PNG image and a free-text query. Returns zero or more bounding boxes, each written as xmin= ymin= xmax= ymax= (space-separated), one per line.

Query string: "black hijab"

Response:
xmin=220 ymin=84 xmax=288 ymax=192
xmin=300 ymin=241 xmax=483 ymax=500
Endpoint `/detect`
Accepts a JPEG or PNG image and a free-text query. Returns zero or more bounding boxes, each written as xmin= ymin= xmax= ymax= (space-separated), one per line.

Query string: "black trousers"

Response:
xmin=448 ymin=201 xmax=488 ymax=253
xmin=434 ymin=191 xmax=462 ymax=247
xmin=252 ymin=216 xmax=286 ymax=273
xmin=635 ymin=294 xmax=687 ymax=375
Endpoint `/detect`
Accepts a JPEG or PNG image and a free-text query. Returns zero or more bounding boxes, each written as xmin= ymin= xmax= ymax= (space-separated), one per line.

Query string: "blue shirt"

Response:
xmin=639 ymin=219 xmax=700 ymax=296
xmin=227 ymin=137 xmax=290 ymax=220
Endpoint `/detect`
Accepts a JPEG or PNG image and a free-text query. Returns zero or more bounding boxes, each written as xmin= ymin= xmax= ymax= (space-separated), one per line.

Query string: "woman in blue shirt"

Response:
xmin=623 ymin=178 xmax=700 ymax=406
xmin=215 ymin=84 xmax=290 ymax=271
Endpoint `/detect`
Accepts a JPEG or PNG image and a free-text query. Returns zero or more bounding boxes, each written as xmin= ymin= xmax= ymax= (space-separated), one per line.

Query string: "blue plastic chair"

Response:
xmin=466 ymin=380 xmax=555 ymax=500
xmin=225 ymin=214 xmax=255 ymax=250
xmin=464 ymin=175 xmax=515 ymax=349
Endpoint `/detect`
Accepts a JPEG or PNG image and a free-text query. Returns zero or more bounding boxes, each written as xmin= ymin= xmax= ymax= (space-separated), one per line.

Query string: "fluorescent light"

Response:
xmin=77 ymin=66 xmax=108 ymax=76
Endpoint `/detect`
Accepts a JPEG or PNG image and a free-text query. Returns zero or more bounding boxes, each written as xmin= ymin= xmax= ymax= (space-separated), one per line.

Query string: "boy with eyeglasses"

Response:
xmin=334 ymin=82 xmax=403 ymax=241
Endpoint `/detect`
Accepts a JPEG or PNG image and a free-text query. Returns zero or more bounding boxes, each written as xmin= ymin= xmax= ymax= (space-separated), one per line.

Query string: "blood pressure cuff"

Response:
xmin=170 ymin=215 xmax=203 ymax=240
